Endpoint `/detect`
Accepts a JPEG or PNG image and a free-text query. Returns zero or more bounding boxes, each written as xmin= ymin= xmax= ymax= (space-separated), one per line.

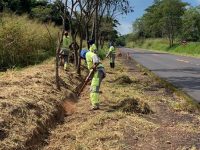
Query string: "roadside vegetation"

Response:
xmin=0 ymin=14 xmax=59 ymax=69
xmin=0 ymin=0 xmax=132 ymax=72
xmin=126 ymin=0 xmax=200 ymax=57
xmin=127 ymin=38 xmax=200 ymax=57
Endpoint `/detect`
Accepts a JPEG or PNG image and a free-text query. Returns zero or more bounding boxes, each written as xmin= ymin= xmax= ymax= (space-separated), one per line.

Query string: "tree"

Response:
xmin=182 ymin=6 xmax=200 ymax=41
xmin=0 ymin=0 xmax=4 ymax=12
xmin=92 ymin=0 xmax=133 ymax=50
xmin=132 ymin=0 xmax=188 ymax=47
xmin=159 ymin=0 xmax=187 ymax=47
xmin=30 ymin=6 xmax=52 ymax=22
xmin=99 ymin=17 xmax=119 ymax=48
xmin=2 ymin=0 xmax=34 ymax=14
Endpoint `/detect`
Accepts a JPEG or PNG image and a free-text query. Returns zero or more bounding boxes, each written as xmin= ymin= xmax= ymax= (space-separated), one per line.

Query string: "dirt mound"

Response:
xmin=114 ymin=75 xmax=133 ymax=84
xmin=112 ymin=98 xmax=152 ymax=114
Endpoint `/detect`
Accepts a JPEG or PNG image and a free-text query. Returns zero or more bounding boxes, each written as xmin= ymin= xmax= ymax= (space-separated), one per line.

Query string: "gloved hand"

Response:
xmin=85 ymin=70 xmax=94 ymax=81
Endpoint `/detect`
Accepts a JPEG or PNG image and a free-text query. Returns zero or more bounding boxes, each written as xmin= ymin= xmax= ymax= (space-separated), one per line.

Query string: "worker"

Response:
xmin=60 ymin=31 xmax=71 ymax=70
xmin=88 ymin=39 xmax=97 ymax=54
xmin=106 ymin=42 xmax=116 ymax=68
xmin=80 ymin=48 xmax=106 ymax=110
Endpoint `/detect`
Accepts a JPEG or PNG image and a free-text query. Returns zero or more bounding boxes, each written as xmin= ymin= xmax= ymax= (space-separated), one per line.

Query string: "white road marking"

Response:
xmin=176 ymin=59 xmax=200 ymax=66
xmin=176 ymin=59 xmax=189 ymax=63
xmin=152 ymin=54 xmax=159 ymax=56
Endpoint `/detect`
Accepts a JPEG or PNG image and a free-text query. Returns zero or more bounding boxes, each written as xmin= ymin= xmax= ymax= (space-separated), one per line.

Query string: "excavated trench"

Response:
xmin=23 ymin=90 xmax=82 ymax=149
xmin=0 ymin=60 xmax=87 ymax=150
xmin=19 ymin=93 xmax=80 ymax=150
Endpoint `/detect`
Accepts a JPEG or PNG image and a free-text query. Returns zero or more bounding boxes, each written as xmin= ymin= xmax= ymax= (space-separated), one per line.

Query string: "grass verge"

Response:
xmin=127 ymin=38 xmax=200 ymax=58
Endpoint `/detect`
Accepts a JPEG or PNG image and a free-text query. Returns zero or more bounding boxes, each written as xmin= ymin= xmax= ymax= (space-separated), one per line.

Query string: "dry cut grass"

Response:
xmin=0 ymin=59 xmax=83 ymax=150
xmin=44 ymin=55 xmax=200 ymax=150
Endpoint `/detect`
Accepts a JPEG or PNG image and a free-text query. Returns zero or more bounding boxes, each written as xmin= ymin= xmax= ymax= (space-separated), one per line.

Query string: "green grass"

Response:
xmin=127 ymin=38 xmax=200 ymax=57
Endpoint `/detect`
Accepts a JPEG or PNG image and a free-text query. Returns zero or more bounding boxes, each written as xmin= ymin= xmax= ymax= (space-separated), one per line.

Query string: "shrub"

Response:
xmin=0 ymin=13 xmax=59 ymax=69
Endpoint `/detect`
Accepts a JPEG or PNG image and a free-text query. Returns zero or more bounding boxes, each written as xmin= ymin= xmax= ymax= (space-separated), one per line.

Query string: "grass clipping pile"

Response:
xmin=0 ymin=60 xmax=81 ymax=149
xmin=112 ymin=75 xmax=151 ymax=114
xmin=112 ymin=98 xmax=152 ymax=114
xmin=114 ymin=75 xmax=133 ymax=84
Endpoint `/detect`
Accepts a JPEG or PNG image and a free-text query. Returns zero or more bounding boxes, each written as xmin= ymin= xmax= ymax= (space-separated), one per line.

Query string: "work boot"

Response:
xmin=110 ymin=63 xmax=112 ymax=68
xmin=111 ymin=63 xmax=114 ymax=68
xmin=91 ymin=104 xmax=100 ymax=110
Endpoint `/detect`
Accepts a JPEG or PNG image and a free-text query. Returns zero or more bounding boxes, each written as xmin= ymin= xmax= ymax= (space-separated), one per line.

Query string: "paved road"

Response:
xmin=120 ymin=48 xmax=200 ymax=102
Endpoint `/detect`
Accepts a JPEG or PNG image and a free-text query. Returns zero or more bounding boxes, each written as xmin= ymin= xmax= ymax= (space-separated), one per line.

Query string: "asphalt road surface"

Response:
xmin=120 ymin=48 xmax=200 ymax=103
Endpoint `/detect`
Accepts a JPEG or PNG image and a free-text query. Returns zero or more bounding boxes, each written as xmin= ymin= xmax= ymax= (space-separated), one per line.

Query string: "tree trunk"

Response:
xmin=77 ymin=25 xmax=83 ymax=75
xmin=95 ymin=0 xmax=99 ymax=50
xmin=63 ymin=0 xmax=67 ymax=31
xmin=86 ymin=22 xmax=90 ymax=49
xmin=55 ymin=32 xmax=63 ymax=90
xmin=91 ymin=19 xmax=95 ymax=40
xmin=77 ymin=37 xmax=82 ymax=75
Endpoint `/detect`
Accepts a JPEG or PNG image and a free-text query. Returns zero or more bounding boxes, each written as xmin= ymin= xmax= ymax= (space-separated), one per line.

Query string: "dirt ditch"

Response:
xmin=0 ymin=60 xmax=86 ymax=150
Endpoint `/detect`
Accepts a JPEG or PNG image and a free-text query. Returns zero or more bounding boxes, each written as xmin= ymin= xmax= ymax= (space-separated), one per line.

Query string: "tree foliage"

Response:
xmin=182 ymin=6 xmax=200 ymax=41
xmin=131 ymin=0 xmax=192 ymax=47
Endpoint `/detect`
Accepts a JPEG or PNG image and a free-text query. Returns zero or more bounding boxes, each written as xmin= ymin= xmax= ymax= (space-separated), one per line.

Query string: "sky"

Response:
xmin=117 ymin=0 xmax=200 ymax=35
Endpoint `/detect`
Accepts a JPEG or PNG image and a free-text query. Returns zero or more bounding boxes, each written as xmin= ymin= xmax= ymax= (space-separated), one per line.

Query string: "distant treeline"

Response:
xmin=0 ymin=0 xmax=66 ymax=25
xmin=127 ymin=0 xmax=200 ymax=47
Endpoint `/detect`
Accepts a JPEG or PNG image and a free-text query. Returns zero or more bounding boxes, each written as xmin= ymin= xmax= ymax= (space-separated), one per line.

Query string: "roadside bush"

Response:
xmin=0 ymin=13 xmax=59 ymax=69
xmin=98 ymin=46 xmax=108 ymax=60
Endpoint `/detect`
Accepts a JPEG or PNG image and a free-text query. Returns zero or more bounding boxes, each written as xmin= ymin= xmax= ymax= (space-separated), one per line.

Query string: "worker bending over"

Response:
xmin=80 ymin=48 xmax=106 ymax=110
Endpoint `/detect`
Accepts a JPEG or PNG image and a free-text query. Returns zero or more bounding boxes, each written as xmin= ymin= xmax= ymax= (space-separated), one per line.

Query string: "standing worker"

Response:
xmin=80 ymin=48 xmax=106 ymax=110
xmin=59 ymin=31 xmax=71 ymax=70
xmin=106 ymin=42 xmax=116 ymax=68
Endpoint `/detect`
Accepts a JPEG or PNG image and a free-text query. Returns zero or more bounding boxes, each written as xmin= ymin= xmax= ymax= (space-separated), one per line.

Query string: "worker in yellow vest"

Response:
xmin=59 ymin=31 xmax=72 ymax=70
xmin=106 ymin=42 xmax=116 ymax=68
xmin=80 ymin=48 xmax=106 ymax=110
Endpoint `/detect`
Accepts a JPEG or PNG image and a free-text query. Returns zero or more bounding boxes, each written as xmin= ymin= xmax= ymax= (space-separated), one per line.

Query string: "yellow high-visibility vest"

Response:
xmin=86 ymin=51 xmax=103 ymax=70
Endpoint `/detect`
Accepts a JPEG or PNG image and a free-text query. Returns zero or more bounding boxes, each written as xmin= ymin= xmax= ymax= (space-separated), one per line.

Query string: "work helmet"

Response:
xmin=64 ymin=31 xmax=68 ymax=36
xmin=88 ymin=39 xmax=95 ymax=45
